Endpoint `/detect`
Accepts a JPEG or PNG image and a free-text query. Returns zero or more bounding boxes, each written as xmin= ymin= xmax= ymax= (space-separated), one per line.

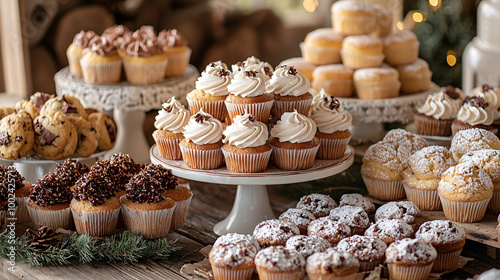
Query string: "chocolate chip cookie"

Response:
xmin=69 ymin=116 xmax=98 ymax=157
xmin=33 ymin=112 xmax=75 ymax=159
xmin=88 ymin=112 xmax=117 ymax=150
xmin=0 ymin=107 xmax=15 ymax=120
xmin=0 ymin=113 xmax=34 ymax=159
xmin=15 ymin=100 xmax=39 ymax=119
xmin=41 ymin=95 xmax=88 ymax=119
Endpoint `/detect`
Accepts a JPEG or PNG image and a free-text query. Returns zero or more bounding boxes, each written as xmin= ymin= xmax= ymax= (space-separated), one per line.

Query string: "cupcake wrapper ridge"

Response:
xmin=71 ymin=207 xmax=120 ymax=236
xmin=27 ymin=204 xmax=73 ymax=230
xmin=404 ymin=186 xmax=442 ymax=211
xmin=439 ymin=195 xmax=491 ymax=223
xmin=123 ymin=60 xmax=168 ymax=84
xmin=222 ymin=149 xmax=272 ymax=173
xmin=362 ymin=176 xmax=405 ymax=200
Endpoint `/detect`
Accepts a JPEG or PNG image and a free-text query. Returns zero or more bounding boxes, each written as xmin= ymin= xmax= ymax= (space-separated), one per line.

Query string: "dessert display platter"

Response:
xmin=150 ymin=144 xmax=355 ymax=235
xmin=54 ymin=65 xmax=199 ymax=163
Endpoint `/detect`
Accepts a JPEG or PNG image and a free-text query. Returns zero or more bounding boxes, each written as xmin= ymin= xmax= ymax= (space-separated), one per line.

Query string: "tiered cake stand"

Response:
xmin=150 ymin=145 xmax=355 ymax=235
xmin=54 ymin=66 xmax=199 ymax=163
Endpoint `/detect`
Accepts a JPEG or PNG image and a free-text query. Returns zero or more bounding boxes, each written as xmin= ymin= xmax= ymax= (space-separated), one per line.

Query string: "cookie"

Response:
xmin=0 ymin=113 xmax=33 ymax=159
xmin=33 ymin=112 xmax=73 ymax=159
xmin=40 ymin=95 xmax=88 ymax=119
xmin=16 ymin=110 xmax=35 ymax=158
xmin=0 ymin=107 xmax=16 ymax=120
xmin=30 ymin=92 xmax=55 ymax=112
xmin=69 ymin=116 xmax=98 ymax=157
xmin=15 ymin=100 xmax=39 ymax=119
xmin=56 ymin=125 xmax=78 ymax=160
xmin=88 ymin=112 xmax=117 ymax=150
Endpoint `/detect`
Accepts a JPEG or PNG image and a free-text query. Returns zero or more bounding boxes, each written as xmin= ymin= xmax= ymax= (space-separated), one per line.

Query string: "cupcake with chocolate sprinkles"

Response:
xmin=1 ymin=166 xmax=31 ymax=223
xmin=71 ymin=170 xmax=120 ymax=236
xmin=120 ymin=166 xmax=176 ymax=238
xmin=54 ymin=158 xmax=90 ymax=189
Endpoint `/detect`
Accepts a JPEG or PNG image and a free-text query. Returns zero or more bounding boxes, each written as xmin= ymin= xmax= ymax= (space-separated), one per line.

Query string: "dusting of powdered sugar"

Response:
xmin=296 ymin=193 xmax=337 ymax=217
xmin=385 ymin=238 xmax=437 ymax=265
xmin=364 ymin=219 xmax=414 ymax=245
xmin=460 ymin=149 xmax=500 ymax=182
xmin=285 ymin=235 xmax=331 ymax=260
xmin=375 ymin=201 xmax=421 ymax=224
xmin=450 ymin=128 xmax=500 ymax=159
xmin=253 ymin=219 xmax=300 ymax=247
xmin=343 ymin=35 xmax=381 ymax=47
xmin=329 ymin=206 xmax=370 ymax=229
xmin=306 ymin=248 xmax=359 ymax=274
xmin=332 ymin=0 xmax=374 ymax=12
xmin=214 ymin=232 xmax=261 ymax=251
xmin=254 ymin=246 xmax=305 ymax=272
xmin=338 ymin=193 xmax=376 ymax=214
xmin=336 ymin=235 xmax=387 ymax=261
xmin=408 ymin=146 xmax=456 ymax=178
xmin=415 ymin=220 xmax=465 ymax=245
xmin=383 ymin=30 xmax=417 ymax=45
xmin=438 ymin=161 xmax=493 ymax=197
xmin=362 ymin=141 xmax=412 ymax=173
xmin=308 ymin=217 xmax=352 ymax=245
xmin=209 ymin=244 xmax=257 ymax=268
xmin=279 ymin=208 xmax=316 ymax=228
xmin=383 ymin=128 xmax=428 ymax=153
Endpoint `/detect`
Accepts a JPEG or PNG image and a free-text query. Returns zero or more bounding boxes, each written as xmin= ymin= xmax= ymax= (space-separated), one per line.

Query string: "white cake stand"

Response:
xmin=150 ymin=145 xmax=355 ymax=235
xmin=54 ymin=66 xmax=199 ymax=163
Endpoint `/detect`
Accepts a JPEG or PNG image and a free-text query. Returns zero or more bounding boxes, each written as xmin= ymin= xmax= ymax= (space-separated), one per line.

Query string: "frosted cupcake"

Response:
xmin=187 ymin=61 xmax=231 ymax=121
xmin=452 ymin=96 xmax=497 ymax=135
xmin=179 ymin=110 xmax=224 ymax=169
xmin=80 ymin=36 xmax=122 ymax=84
xmin=385 ymin=238 xmax=437 ymax=280
xmin=467 ymin=84 xmax=500 ymax=110
xmin=222 ymin=112 xmax=272 ymax=173
xmin=235 ymin=56 xmax=274 ymax=81
xmin=415 ymin=88 xmax=461 ymax=136
xmin=66 ymin=30 xmax=97 ymax=76
xmin=269 ymin=111 xmax=320 ymax=170
xmin=309 ymin=90 xmax=352 ymax=159
xmin=158 ymin=29 xmax=191 ymax=76
xmin=153 ymin=97 xmax=190 ymax=159
xmin=120 ymin=36 xmax=167 ymax=84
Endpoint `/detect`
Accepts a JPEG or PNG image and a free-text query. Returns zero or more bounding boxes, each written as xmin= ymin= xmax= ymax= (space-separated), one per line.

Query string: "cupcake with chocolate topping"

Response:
xmin=153 ymin=97 xmax=190 ymax=159
xmin=80 ymin=35 xmax=122 ymax=84
xmin=102 ymin=25 xmax=130 ymax=47
xmin=234 ymin=56 xmax=273 ymax=81
xmin=452 ymin=96 xmax=497 ymax=135
xmin=66 ymin=30 xmax=97 ymax=76
xmin=415 ymin=87 xmax=461 ymax=136
xmin=158 ymin=29 xmax=191 ymax=76
xmin=468 ymin=84 xmax=500 ymax=110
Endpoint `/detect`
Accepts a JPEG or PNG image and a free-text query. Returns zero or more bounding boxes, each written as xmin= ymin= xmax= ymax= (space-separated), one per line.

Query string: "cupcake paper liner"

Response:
xmin=187 ymin=98 xmax=227 ymax=122
xmin=80 ymin=60 xmax=122 ymax=84
xmin=222 ymin=149 xmax=272 ymax=173
xmin=432 ymin=249 xmax=462 ymax=273
xmin=272 ymin=98 xmax=312 ymax=121
xmin=170 ymin=195 xmax=193 ymax=231
xmin=404 ymin=186 xmax=442 ymax=211
xmin=439 ymin=195 xmax=491 ymax=223
xmin=332 ymin=14 xmax=376 ymax=35
xmin=123 ymin=59 xmax=168 ymax=84
xmin=340 ymin=50 xmax=384 ymax=69
xmin=67 ymin=53 xmax=83 ymax=76
xmin=270 ymin=144 xmax=319 ymax=171
xmin=27 ymin=204 xmax=73 ymax=230
xmin=317 ymin=137 xmax=351 ymax=160
xmin=120 ymin=197 xmax=176 ymax=239
xmin=488 ymin=190 xmax=500 ymax=212
xmin=307 ymin=272 xmax=357 ymax=280
xmin=362 ymin=175 xmax=406 ymax=201
xmin=387 ymin=262 xmax=434 ymax=280
xmin=256 ymin=269 xmax=305 ymax=280
xmin=211 ymin=266 xmax=255 ymax=280
xmin=359 ymin=259 xmax=383 ymax=272
xmin=153 ymin=134 xmax=183 ymax=160
xmin=299 ymin=42 xmax=341 ymax=65
xmin=414 ymin=114 xmax=453 ymax=137
xmin=15 ymin=196 xmax=31 ymax=224
xmin=312 ymin=79 xmax=354 ymax=98
xmin=165 ymin=48 xmax=192 ymax=76
xmin=71 ymin=207 xmax=120 ymax=236
xmin=225 ymin=100 xmax=274 ymax=123
xmin=179 ymin=145 xmax=224 ymax=170
xmin=400 ymin=72 xmax=432 ymax=94
xmin=354 ymin=79 xmax=401 ymax=100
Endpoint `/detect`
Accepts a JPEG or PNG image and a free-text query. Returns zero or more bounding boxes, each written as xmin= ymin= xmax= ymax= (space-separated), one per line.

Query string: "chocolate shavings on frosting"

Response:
xmin=194 ymin=113 xmax=209 ymax=123
xmin=462 ymin=96 xmax=489 ymax=108
xmin=30 ymin=172 xmax=73 ymax=206
xmin=141 ymin=164 xmax=177 ymax=189
xmin=324 ymin=96 xmax=341 ymax=110
xmin=0 ymin=166 xmax=25 ymax=201
xmin=53 ymin=158 xmax=90 ymax=188
xmin=125 ymin=172 xmax=165 ymax=203
xmin=244 ymin=70 xmax=257 ymax=78
xmin=287 ymin=66 xmax=297 ymax=75
xmin=443 ymin=86 xmax=460 ymax=99
xmin=73 ymin=171 xmax=116 ymax=206
xmin=482 ymin=84 xmax=493 ymax=92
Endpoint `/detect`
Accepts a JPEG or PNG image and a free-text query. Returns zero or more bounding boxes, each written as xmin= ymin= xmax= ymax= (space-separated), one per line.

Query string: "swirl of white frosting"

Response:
xmin=182 ymin=109 xmax=223 ymax=144
xmin=154 ymin=97 xmax=190 ymax=133
xmin=310 ymin=90 xmax=352 ymax=133
xmin=267 ymin=65 xmax=310 ymax=97
xmin=271 ymin=110 xmax=317 ymax=143
xmin=239 ymin=56 xmax=273 ymax=81
xmin=227 ymin=70 xmax=267 ymax=97
xmin=457 ymin=103 xmax=495 ymax=126
xmin=416 ymin=91 xmax=460 ymax=120
xmin=223 ymin=112 xmax=269 ymax=148
xmin=469 ymin=86 xmax=500 ymax=109
xmin=195 ymin=61 xmax=231 ymax=96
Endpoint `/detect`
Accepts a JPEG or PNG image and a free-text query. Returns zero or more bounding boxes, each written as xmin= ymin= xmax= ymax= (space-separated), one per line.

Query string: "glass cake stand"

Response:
xmin=150 ymin=145 xmax=355 ymax=235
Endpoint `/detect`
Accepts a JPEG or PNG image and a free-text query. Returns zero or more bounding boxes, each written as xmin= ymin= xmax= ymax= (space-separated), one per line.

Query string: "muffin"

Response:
xmin=163 ymin=183 xmax=193 ymax=231
xmin=285 ymin=235 xmax=331 ymax=260
xmin=438 ymin=161 xmax=494 ymax=223
xmin=460 ymin=149 xmax=500 ymax=212
xmin=364 ymin=218 xmax=414 ymax=246
xmin=375 ymin=201 xmax=421 ymax=230
xmin=214 ymin=233 xmax=260 ymax=251
xmin=296 ymin=193 xmax=337 ymax=218
xmin=209 ymin=243 xmax=257 ymax=280
xmin=268 ymin=65 xmax=313 ymax=119
xmin=236 ymin=56 xmax=274 ymax=81
xmin=354 ymin=67 xmax=401 ymax=99
xmin=452 ymin=97 xmax=497 ymax=135
xmin=278 ymin=57 xmax=316 ymax=82
xmin=414 ymin=88 xmax=461 ymax=136
xmin=279 ymin=208 xmax=316 ymax=235
xmin=179 ymin=110 xmax=224 ymax=170
xmin=269 ymin=111 xmax=320 ymax=170
xmin=342 ymin=35 xmax=384 ymax=69
xmin=329 ymin=206 xmax=370 ymax=235
xmin=415 ymin=220 xmax=465 ymax=272
xmin=383 ymin=128 xmax=429 ymax=154
xmin=385 ymin=238 xmax=437 ymax=280
xmin=309 ymin=91 xmax=352 ymax=159
xmin=66 ymin=30 xmax=97 ymax=76
xmin=158 ymin=29 xmax=191 ymax=76
xmin=338 ymin=193 xmax=375 ymax=214
xmin=187 ymin=61 xmax=231 ymax=121
xmin=300 ymin=28 xmax=343 ymax=65
xmin=255 ymin=246 xmax=305 ymax=280
xmin=306 ymin=248 xmax=359 ymax=280
xmin=80 ymin=35 xmax=122 ymax=84
xmin=252 ymin=219 xmax=300 ymax=248
xmin=370 ymin=4 xmax=392 ymax=37
xmin=120 ymin=36 xmax=167 ymax=84
xmin=449 ymin=128 xmax=500 ymax=161
xmin=222 ymin=112 xmax=272 ymax=173
xmin=383 ymin=30 xmax=419 ymax=66
xmin=331 ymin=0 xmax=376 ymax=35
xmin=153 ymin=97 xmax=190 ymax=159
xmin=311 ymin=65 xmax=354 ymax=98
xmin=397 ymin=59 xmax=432 ymax=94
xmin=336 ymin=235 xmax=387 ymax=271
xmin=307 ymin=217 xmax=351 ymax=246
xmin=403 ymin=146 xmax=456 ymax=210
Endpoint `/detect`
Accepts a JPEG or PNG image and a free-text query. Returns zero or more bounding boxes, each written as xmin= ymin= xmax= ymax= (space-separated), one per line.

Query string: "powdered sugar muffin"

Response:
xmin=209 ymin=243 xmax=257 ymax=280
xmin=255 ymin=246 xmax=305 ymax=280
xmin=338 ymin=193 xmax=376 ymax=214
xmin=370 ymin=4 xmax=392 ymax=37
xmin=285 ymin=235 xmax=330 ymax=260
xmin=296 ymin=193 xmax=337 ymax=218
xmin=375 ymin=201 xmax=421 ymax=229
xmin=438 ymin=161 xmax=493 ymax=223
xmin=336 ymin=235 xmax=387 ymax=271
xmin=300 ymin=28 xmax=343 ymax=65
xmin=449 ymin=128 xmax=500 ymax=161
xmin=329 ymin=206 xmax=370 ymax=235
xmin=403 ymin=146 xmax=456 ymax=210
xmin=383 ymin=129 xmax=428 ymax=154
xmin=415 ymin=220 xmax=465 ymax=272
xmin=382 ymin=30 xmax=419 ymax=66
xmin=311 ymin=65 xmax=354 ymax=97
xmin=214 ymin=233 xmax=260 ymax=251
xmin=331 ymin=0 xmax=376 ymax=35
xmin=460 ymin=149 xmax=500 ymax=212
xmin=253 ymin=219 xmax=300 ymax=248
xmin=279 ymin=208 xmax=316 ymax=235
xmin=342 ymin=35 xmax=384 ymax=69
xmin=308 ymin=217 xmax=351 ymax=246
xmin=354 ymin=67 xmax=401 ymax=99
xmin=397 ymin=59 xmax=432 ymax=94
xmin=306 ymin=248 xmax=359 ymax=280
xmin=385 ymin=238 xmax=437 ymax=280
xmin=364 ymin=218 xmax=414 ymax=246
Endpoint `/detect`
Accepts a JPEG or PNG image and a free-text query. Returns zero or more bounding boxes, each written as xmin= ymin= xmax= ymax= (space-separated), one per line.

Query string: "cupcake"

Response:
xmin=341 ymin=35 xmax=384 ymax=69
xmin=438 ymin=161 xmax=493 ymax=223
xmin=385 ymin=238 xmax=437 ymax=280
xmin=375 ymin=201 xmax=421 ymax=230
xmin=415 ymin=220 xmax=465 ymax=272
xmin=415 ymin=89 xmax=461 ymax=136
xmin=269 ymin=111 xmax=320 ymax=170
xmin=311 ymin=65 xmax=354 ymax=98
xmin=187 ymin=61 xmax=231 ymax=121
xmin=1 ymin=166 xmax=31 ymax=223
xmin=278 ymin=57 xmax=316 ymax=82
xmin=449 ymin=128 xmax=500 ymax=161
xmin=452 ymin=96 xmax=497 ymax=135
xmin=225 ymin=68 xmax=273 ymax=123
xmin=353 ymin=67 xmax=401 ymax=99
xmin=268 ymin=65 xmax=313 ymax=119
xmin=80 ymin=35 xmax=122 ymax=84
xmin=467 ymin=84 xmax=500 ymax=110
xmin=364 ymin=218 xmax=414 ymax=246
xmin=158 ymin=29 xmax=191 ymax=76
xmin=307 ymin=217 xmax=351 ymax=246
xmin=336 ymin=235 xmax=387 ymax=272
xmin=253 ymin=219 xmax=300 ymax=248
xmin=222 ymin=112 xmax=272 ymax=173
xmin=209 ymin=243 xmax=257 ymax=280
xmin=329 ymin=206 xmax=370 ymax=235
xmin=214 ymin=233 xmax=260 ymax=251
xmin=120 ymin=36 xmax=167 ymax=84
xmin=331 ymin=0 xmax=376 ymax=35
xmin=397 ymin=59 xmax=432 ymax=94
xmin=179 ymin=110 xmax=224 ymax=170
xmin=255 ymin=246 xmax=305 ymax=280
xmin=236 ymin=56 xmax=274 ymax=81
xmin=296 ymin=193 xmax=337 ymax=218
xmin=306 ymin=248 xmax=359 ymax=280
xmin=285 ymin=235 xmax=331 ymax=260
xmin=309 ymin=91 xmax=352 ymax=159
xmin=370 ymin=4 xmax=392 ymax=37
xmin=153 ymin=97 xmax=190 ymax=159
xmin=382 ymin=30 xmax=419 ymax=66
xmin=163 ymin=182 xmax=193 ymax=231
xmin=403 ymin=146 xmax=456 ymax=210
xmin=66 ymin=30 xmax=97 ymax=76
xmin=383 ymin=129 xmax=428 ymax=154
xmin=279 ymin=208 xmax=316 ymax=235
xmin=338 ymin=193 xmax=375 ymax=214
xmin=102 ymin=25 xmax=130 ymax=45
xmin=300 ymin=28 xmax=343 ymax=65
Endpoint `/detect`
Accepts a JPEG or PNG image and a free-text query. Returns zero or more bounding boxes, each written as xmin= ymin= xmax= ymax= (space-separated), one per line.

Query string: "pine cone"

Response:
xmin=27 ymin=226 xmax=57 ymax=251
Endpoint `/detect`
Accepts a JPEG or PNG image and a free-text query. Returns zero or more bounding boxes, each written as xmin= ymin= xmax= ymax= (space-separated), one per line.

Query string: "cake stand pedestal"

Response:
xmin=54 ymin=66 xmax=199 ymax=163
xmin=150 ymin=145 xmax=355 ymax=235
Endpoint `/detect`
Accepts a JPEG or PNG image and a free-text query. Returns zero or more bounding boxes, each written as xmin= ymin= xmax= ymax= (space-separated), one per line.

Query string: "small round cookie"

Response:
xmin=385 ymin=238 xmax=437 ymax=280
xmin=331 ymin=0 xmax=376 ymax=35
xmin=338 ymin=193 xmax=376 ymax=214
xmin=15 ymin=110 xmax=35 ymax=158
xmin=370 ymin=4 xmax=392 ymax=37
xmin=278 ymin=57 xmax=316 ymax=82
xmin=336 ymin=235 xmax=387 ymax=272
xmin=329 ymin=205 xmax=370 ymax=235
xmin=450 ymin=128 xmax=500 ymax=161
xmin=253 ymin=219 xmax=300 ymax=248
xmin=296 ymin=193 xmax=337 ymax=218
xmin=15 ymin=100 xmax=39 ymax=120
xmin=300 ymin=28 xmax=343 ymax=65
xmin=0 ymin=107 xmax=15 ymax=120
xmin=33 ymin=112 xmax=73 ymax=159
xmin=69 ymin=116 xmax=99 ymax=157
xmin=88 ymin=112 xmax=117 ymax=151
xmin=307 ymin=216 xmax=351 ymax=246
xmin=396 ymin=58 xmax=432 ymax=94
xmin=364 ymin=218 xmax=414 ymax=245
xmin=383 ymin=128 xmax=429 ymax=154
xmin=311 ymin=64 xmax=354 ymax=97
xmin=254 ymin=246 xmax=305 ymax=280
xmin=383 ymin=30 xmax=419 ymax=66
xmin=41 ymin=95 xmax=88 ymax=119
xmin=342 ymin=35 xmax=384 ymax=69
xmin=375 ymin=201 xmax=421 ymax=229
xmin=279 ymin=208 xmax=316 ymax=235
xmin=353 ymin=67 xmax=401 ymax=99
xmin=0 ymin=113 xmax=30 ymax=159
xmin=214 ymin=233 xmax=261 ymax=251
xmin=30 ymin=92 xmax=55 ymax=112
xmin=285 ymin=235 xmax=330 ymax=260
xmin=306 ymin=248 xmax=360 ymax=280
